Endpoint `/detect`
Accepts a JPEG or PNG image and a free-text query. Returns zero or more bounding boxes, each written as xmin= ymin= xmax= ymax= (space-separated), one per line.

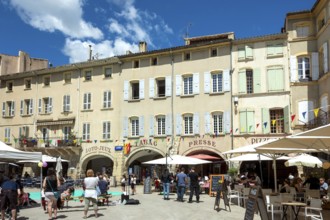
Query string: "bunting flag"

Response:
xmin=235 ymin=128 xmax=239 ymax=133
xmin=272 ymin=120 xmax=276 ymax=126
xmin=263 ymin=122 xmax=268 ymax=128
xmin=249 ymin=125 xmax=253 ymax=132
xmin=291 ymin=114 xmax=296 ymax=122
xmin=314 ymin=108 xmax=320 ymax=117
xmin=256 ymin=123 xmax=260 ymax=128
xmin=302 ymin=112 xmax=307 ymax=119
xmin=14 ymin=138 xmax=18 ymax=143
xmin=94 ymin=140 xmax=97 ymax=143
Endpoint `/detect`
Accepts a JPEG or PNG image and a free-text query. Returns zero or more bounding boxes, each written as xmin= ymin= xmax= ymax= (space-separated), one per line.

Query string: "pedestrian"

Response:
xmin=320 ymin=177 xmax=328 ymax=198
xmin=176 ymin=167 xmax=187 ymax=202
xmin=82 ymin=169 xmax=99 ymax=219
xmin=188 ymin=167 xmax=200 ymax=203
xmin=43 ymin=168 xmax=60 ymax=220
xmin=1 ymin=172 xmax=21 ymax=220
xmin=98 ymin=174 xmax=109 ymax=195
xmin=121 ymin=174 xmax=126 ymax=192
xmin=160 ymin=169 xmax=171 ymax=200
xmin=130 ymin=174 xmax=137 ymax=195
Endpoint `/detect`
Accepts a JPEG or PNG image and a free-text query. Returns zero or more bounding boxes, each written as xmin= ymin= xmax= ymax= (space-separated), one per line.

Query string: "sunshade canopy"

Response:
xmin=228 ymin=153 xmax=289 ymax=162
xmin=0 ymin=141 xmax=42 ymax=162
xmin=18 ymin=155 xmax=69 ymax=163
xmin=284 ymin=153 xmax=326 ymax=168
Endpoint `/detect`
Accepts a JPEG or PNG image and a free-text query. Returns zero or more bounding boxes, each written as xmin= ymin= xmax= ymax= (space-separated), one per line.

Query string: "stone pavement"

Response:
xmin=16 ymin=185 xmax=330 ymax=220
xmin=18 ymin=185 xmax=258 ymax=220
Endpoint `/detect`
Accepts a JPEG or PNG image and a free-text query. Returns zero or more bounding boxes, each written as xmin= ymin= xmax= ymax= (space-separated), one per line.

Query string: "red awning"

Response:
xmin=188 ymin=154 xmax=220 ymax=160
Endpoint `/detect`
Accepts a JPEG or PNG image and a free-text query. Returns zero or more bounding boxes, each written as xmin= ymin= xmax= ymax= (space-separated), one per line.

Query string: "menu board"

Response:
xmin=243 ymin=186 xmax=269 ymax=220
xmin=209 ymin=174 xmax=224 ymax=196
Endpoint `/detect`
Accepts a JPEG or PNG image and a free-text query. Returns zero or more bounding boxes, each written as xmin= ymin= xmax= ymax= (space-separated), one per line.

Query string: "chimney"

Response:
xmin=139 ymin=41 xmax=147 ymax=53
xmin=88 ymin=45 xmax=92 ymax=61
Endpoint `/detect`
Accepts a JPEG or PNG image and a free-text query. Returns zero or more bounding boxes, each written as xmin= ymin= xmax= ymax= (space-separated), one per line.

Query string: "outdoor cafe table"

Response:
xmin=281 ymin=201 xmax=306 ymax=220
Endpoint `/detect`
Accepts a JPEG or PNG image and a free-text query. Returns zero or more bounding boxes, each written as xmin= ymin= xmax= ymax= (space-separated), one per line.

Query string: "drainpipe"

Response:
xmin=72 ymin=64 xmax=81 ymax=137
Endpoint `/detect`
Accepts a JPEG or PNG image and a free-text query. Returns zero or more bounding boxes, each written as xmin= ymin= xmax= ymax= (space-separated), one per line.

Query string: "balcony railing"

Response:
xmin=305 ymin=109 xmax=330 ymax=130
xmin=19 ymin=137 xmax=81 ymax=148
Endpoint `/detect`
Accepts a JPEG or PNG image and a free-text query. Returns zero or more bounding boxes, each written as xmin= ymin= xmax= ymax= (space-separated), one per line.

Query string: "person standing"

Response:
xmin=43 ymin=168 xmax=60 ymax=220
xmin=121 ymin=174 xmax=126 ymax=192
xmin=130 ymin=174 xmax=137 ymax=195
xmin=160 ymin=169 xmax=171 ymax=200
xmin=188 ymin=167 xmax=200 ymax=203
xmin=320 ymin=177 xmax=328 ymax=198
xmin=83 ymin=169 xmax=99 ymax=219
xmin=98 ymin=174 xmax=109 ymax=195
xmin=1 ymin=173 xmax=21 ymax=220
xmin=176 ymin=167 xmax=187 ymax=202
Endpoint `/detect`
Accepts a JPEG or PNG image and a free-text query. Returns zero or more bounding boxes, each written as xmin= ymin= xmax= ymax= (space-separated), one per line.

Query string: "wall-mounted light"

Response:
xmin=233 ymin=96 xmax=239 ymax=106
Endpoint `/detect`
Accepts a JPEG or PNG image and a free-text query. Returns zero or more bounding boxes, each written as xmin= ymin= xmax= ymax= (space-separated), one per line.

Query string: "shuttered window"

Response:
xmin=267 ymin=67 xmax=284 ymax=92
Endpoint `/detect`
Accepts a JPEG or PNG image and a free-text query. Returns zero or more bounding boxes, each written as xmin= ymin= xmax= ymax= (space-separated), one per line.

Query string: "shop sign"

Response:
xmin=85 ymin=146 xmax=112 ymax=154
xmin=250 ymin=137 xmax=280 ymax=144
xmin=188 ymin=139 xmax=216 ymax=148
xmin=115 ymin=146 xmax=123 ymax=151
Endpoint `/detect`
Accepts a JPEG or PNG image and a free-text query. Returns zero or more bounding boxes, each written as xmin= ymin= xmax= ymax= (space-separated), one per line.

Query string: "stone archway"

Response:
xmin=79 ymin=153 xmax=115 ymax=178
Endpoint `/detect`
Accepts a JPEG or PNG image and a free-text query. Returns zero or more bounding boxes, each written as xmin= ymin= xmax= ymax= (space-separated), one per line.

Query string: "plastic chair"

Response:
xmin=305 ymin=189 xmax=320 ymax=200
xmin=266 ymin=195 xmax=283 ymax=220
xmin=227 ymin=186 xmax=240 ymax=206
xmin=304 ymin=198 xmax=323 ymax=220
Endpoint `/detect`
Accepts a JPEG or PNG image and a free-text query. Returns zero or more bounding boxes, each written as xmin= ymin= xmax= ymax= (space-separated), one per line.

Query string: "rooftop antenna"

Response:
xmin=185 ymin=23 xmax=192 ymax=38
xmin=88 ymin=45 xmax=92 ymax=61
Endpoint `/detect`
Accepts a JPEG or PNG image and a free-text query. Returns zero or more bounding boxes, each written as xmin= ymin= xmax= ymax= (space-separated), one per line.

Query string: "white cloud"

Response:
xmin=9 ymin=0 xmax=103 ymax=39
xmin=63 ymin=38 xmax=138 ymax=63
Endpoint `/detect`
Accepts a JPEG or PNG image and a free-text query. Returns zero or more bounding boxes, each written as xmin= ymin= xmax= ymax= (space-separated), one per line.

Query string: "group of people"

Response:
xmin=280 ymin=173 xmax=329 ymax=198
xmin=120 ymin=174 xmax=137 ymax=195
xmin=159 ymin=167 xmax=201 ymax=203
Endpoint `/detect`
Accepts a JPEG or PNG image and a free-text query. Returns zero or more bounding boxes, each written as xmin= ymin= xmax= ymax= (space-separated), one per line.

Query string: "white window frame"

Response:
xmin=4 ymin=128 xmax=11 ymax=143
xmin=156 ymin=115 xmax=166 ymax=136
xmin=63 ymin=126 xmax=71 ymax=140
xmin=82 ymin=123 xmax=90 ymax=140
xmin=102 ymin=121 xmax=111 ymax=140
xmin=83 ymin=93 xmax=91 ymax=110
xmin=183 ymin=75 xmax=193 ymax=95
xmin=298 ymin=56 xmax=310 ymax=80
xmin=211 ymin=72 xmax=223 ymax=93
xmin=84 ymin=70 xmax=92 ymax=81
xmin=184 ymin=114 xmax=193 ymax=135
xmin=2 ymin=101 xmax=15 ymax=117
xmin=131 ymin=117 xmax=139 ymax=137
xmin=104 ymin=67 xmax=112 ymax=78
xmin=63 ymin=95 xmax=71 ymax=112
xmin=103 ymin=91 xmax=111 ymax=108
xmin=213 ymin=112 xmax=223 ymax=135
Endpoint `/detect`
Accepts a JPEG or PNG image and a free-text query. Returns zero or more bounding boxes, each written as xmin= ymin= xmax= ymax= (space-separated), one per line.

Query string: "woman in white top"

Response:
xmin=83 ymin=169 xmax=99 ymax=219
xmin=131 ymin=174 xmax=137 ymax=195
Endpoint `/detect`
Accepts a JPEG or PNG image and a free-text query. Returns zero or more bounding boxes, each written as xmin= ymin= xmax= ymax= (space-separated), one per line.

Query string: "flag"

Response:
xmin=291 ymin=114 xmax=296 ymax=122
xmin=263 ymin=122 xmax=268 ymax=128
xmin=302 ymin=112 xmax=307 ymax=119
xmin=271 ymin=120 xmax=276 ymax=126
xmin=314 ymin=108 xmax=320 ymax=117
xmin=256 ymin=123 xmax=260 ymax=128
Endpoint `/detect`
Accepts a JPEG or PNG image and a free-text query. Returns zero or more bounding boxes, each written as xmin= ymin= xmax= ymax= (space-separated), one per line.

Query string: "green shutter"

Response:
xmin=267 ymin=45 xmax=275 ymax=56
xmin=253 ymin=68 xmax=261 ymax=93
xmin=238 ymin=48 xmax=245 ymax=60
xmin=275 ymin=43 xmax=283 ymax=55
xmin=262 ymin=108 xmax=270 ymax=134
xmin=239 ymin=109 xmax=247 ymax=133
xmin=239 ymin=70 xmax=247 ymax=94
xmin=268 ymin=68 xmax=284 ymax=92
xmin=247 ymin=109 xmax=255 ymax=133
xmin=284 ymin=105 xmax=290 ymax=134
xmin=246 ymin=45 xmax=253 ymax=59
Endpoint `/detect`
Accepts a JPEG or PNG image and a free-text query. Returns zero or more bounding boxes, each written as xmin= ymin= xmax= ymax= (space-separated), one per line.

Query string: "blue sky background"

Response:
xmin=0 ymin=0 xmax=316 ymax=67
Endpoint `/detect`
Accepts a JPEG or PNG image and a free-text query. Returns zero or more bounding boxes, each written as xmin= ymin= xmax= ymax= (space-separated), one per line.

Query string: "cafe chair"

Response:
xmin=305 ymin=189 xmax=320 ymax=200
xmin=227 ymin=186 xmax=240 ymax=206
xmin=304 ymin=198 xmax=323 ymax=220
xmin=266 ymin=195 xmax=282 ymax=220
xmin=240 ymin=187 xmax=251 ymax=207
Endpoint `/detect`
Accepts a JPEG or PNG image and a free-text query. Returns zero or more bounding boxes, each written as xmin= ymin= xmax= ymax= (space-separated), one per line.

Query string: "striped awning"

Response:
xmin=36 ymin=120 xmax=74 ymax=126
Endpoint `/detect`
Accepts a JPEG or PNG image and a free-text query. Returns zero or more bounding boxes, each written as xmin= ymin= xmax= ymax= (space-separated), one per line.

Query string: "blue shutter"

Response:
xmin=204 ymin=112 xmax=211 ymax=134
xmin=149 ymin=78 xmax=154 ymax=98
xmin=176 ymin=114 xmax=182 ymax=135
xmin=194 ymin=112 xmax=199 ymax=134
xmin=204 ymin=72 xmax=211 ymax=93
xmin=165 ymin=76 xmax=172 ymax=97
xmin=166 ymin=114 xmax=172 ymax=135
xmin=175 ymin=75 xmax=182 ymax=96
xmin=123 ymin=117 xmax=128 ymax=137
xmin=149 ymin=115 xmax=154 ymax=136
xmin=123 ymin=81 xmax=129 ymax=100
xmin=139 ymin=116 xmax=144 ymax=136
xmin=223 ymin=69 xmax=230 ymax=92
xmin=193 ymin=73 xmax=199 ymax=94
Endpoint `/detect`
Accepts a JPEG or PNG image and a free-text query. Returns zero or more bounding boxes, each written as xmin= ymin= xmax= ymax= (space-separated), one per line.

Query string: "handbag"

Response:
xmin=47 ymin=178 xmax=60 ymax=199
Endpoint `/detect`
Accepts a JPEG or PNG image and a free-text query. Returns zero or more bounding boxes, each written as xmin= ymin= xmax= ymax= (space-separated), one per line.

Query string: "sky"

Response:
xmin=0 ymin=0 xmax=317 ymax=67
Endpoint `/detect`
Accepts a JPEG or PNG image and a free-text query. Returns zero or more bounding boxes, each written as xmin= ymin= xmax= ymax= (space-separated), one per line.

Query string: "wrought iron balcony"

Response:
xmin=305 ymin=109 xmax=330 ymax=130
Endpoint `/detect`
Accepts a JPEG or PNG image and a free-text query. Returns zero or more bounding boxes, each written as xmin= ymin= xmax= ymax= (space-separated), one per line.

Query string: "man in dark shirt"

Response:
xmin=188 ymin=167 xmax=200 ymax=203
xmin=1 ymin=174 xmax=21 ymax=220
xmin=98 ymin=174 xmax=109 ymax=195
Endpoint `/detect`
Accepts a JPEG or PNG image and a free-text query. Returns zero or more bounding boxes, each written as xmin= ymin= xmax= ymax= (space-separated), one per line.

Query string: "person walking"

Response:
xmin=176 ymin=167 xmax=187 ymax=202
xmin=83 ymin=169 xmax=99 ymax=219
xmin=1 ymin=173 xmax=21 ymax=220
xmin=188 ymin=167 xmax=200 ymax=203
xmin=43 ymin=168 xmax=60 ymax=220
xmin=160 ymin=169 xmax=171 ymax=200
xmin=121 ymin=174 xmax=126 ymax=192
